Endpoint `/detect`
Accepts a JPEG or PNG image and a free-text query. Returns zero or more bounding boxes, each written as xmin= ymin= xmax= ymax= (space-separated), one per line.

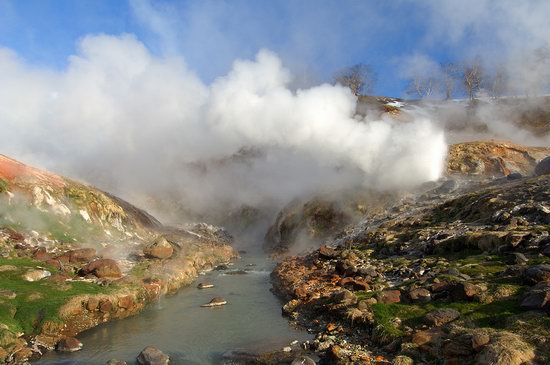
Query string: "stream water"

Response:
xmin=37 ymin=252 xmax=311 ymax=364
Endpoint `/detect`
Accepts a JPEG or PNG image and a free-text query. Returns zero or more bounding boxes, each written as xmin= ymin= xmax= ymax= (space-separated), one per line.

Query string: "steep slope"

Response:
xmin=0 ymin=155 xmax=236 ymax=363
xmin=271 ymin=172 xmax=550 ymax=364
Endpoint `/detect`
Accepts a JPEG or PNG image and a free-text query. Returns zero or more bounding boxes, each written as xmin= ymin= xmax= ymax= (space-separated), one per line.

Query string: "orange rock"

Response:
xmin=326 ymin=322 xmax=337 ymax=332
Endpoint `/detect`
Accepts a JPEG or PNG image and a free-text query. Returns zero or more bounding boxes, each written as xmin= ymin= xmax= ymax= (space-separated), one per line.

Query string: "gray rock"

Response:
xmin=507 ymin=172 xmax=523 ymax=180
xmin=56 ymin=337 xmax=83 ymax=352
xmin=535 ymin=156 xmax=550 ymax=176
xmin=524 ymin=264 xmax=550 ymax=284
xmin=408 ymin=288 xmax=431 ymax=303
xmin=507 ymin=252 xmax=528 ymax=265
xmin=424 ymin=308 xmax=460 ymax=326
xmin=137 ymin=346 xmax=169 ymax=365
xmin=22 ymin=269 xmax=51 ymax=282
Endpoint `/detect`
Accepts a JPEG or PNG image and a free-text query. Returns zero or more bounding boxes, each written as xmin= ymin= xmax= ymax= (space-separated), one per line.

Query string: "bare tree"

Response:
xmin=486 ymin=65 xmax=508 ymax=99
xmin=406 ymin=75 xmax=439 ymax=99
xmin=441 ymin=62 xmax=460 ymax=100
xmin=334 ymin=64 xmax=376 ymax=96
xmin=463 ymin=58 xmax=484 ymax=101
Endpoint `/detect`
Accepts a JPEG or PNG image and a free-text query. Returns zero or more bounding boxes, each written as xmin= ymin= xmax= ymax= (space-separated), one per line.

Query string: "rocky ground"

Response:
xmin=270 ymin=149 xmax=550 ymax=364
xmin=0 ymin=155 xmax=237 ymax=364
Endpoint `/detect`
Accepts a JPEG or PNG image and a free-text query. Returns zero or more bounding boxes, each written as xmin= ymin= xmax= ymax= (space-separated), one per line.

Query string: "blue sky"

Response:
xmin=0 ymin=0 xmax=547 ymax=97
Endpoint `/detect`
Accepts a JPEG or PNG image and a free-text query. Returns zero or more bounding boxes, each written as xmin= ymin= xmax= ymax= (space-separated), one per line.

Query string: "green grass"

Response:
xmin=0 ymin=258 xmax=110 ymax=334
xmin=371 ymin=298 xmax=523 ymax=336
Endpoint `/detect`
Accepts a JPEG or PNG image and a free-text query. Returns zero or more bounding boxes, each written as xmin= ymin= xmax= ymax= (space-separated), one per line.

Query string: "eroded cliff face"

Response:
xmin=0 ymin=155 xmax=237 ymax=363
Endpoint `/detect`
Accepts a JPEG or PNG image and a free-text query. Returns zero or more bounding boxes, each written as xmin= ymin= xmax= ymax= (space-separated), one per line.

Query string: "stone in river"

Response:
xmin=136 ymin=346 xmax=169 ymax=365
xmin=56 ymin=337 xmax=83 ymax=352
xmin=201 ymin=297 xmax=227 ymax=307
xmin=197 ymin=282 xmax=214 ymax=289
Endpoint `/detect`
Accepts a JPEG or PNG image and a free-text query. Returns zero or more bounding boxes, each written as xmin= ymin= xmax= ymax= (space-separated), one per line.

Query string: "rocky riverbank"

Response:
xmin=271 ymin=171 xmax=550 ymax=364
xmin=0 ymin=155 xmax=237 ymax=363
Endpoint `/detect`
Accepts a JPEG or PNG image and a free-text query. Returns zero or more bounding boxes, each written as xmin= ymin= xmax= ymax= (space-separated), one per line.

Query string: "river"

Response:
xmin=37 ymin=252 xmax=311 ymax=364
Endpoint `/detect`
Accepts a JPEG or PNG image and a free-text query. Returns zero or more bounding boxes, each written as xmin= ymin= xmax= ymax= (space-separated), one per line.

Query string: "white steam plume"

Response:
xmin=0 ymin=34 xmax=446 ymax=222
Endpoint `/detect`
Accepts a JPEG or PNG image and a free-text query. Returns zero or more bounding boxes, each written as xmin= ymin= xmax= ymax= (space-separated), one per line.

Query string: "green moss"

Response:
xmin=440 ymin=252 xmax=508 ymax=278
xmin=0 ymin=258 xmax=110 ymax=334
xmin=0 ymin=179 xmax=8 ymax=194
xmin=129 ymin=260 xmax=152 ymax=279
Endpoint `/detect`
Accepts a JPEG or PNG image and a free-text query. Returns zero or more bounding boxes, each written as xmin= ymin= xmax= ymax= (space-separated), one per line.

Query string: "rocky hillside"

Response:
xmin=264 ymin=141 xmax=550 ymax=255
xmin=447 ymin=141 xmax=550 ymax=177
xmin=0 ymin=155 xmax=236 ymax=364
xmin=271 ymin=160 xmax=550 ymax=364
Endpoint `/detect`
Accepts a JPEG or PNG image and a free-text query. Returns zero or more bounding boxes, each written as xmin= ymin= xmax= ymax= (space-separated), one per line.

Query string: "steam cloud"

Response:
xmin=0 ymin=34 xmax=446 ymax=222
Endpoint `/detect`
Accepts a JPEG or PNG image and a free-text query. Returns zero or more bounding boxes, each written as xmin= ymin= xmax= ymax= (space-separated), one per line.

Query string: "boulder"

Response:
xmin=408 ymin=288 xmax=431 ymax=303
xmin=534 ymin=156 xmax=550 ymax=176
xmin=506 ymin=252 xmax=528 ymax=265
xmin=471 ymin=332 xmax=491 ymax=351
xmin=81 ymin=259 xmax=122 ymax=279
xmin=523 ymin=264 xmax=550 ymax=284
xmin=319 ymin=245 xmax=338 ymax=260
xmin=68 ymin=248 xmax=97 ymax=263
xmin=412 ymin=328 xmax=444 ymax=345
xmin=442 ymin=335 xmax=473 ymax=356
xmin=32 ymin=248 xmax=51 ymax=261
xmin=450 ymin=282 xmax=482 ymax=301
xmin=22 ymin=269 xmax=51 ymax=282
xmin=520 ymin=283 xmax=550 ymax=311
xmin=136 ymin=346 xmax=169 ymax=365
xmin=118 ymin=295 xmax=135 ymax=310
xmin=475 ymin=332 xmax=535 ymax=365
xmin=86 ymin=297 xmax=100 ymax=311
xmin=338 ymin=277 xmax=370 ymax=291
xmin=143 ymin=237 xmax=173 ymax=259
xmin=56 ymin=337 xmax=83 ymax=352
xmin=376 ymin=290 xmax=401 ymax=304
xmin=99 ymin=300 xmax=113 ymax=313
xmin=331 ymin=289 xmax=358 ymax=306
xmin=424 ymin=308 xmax=460 ymax=326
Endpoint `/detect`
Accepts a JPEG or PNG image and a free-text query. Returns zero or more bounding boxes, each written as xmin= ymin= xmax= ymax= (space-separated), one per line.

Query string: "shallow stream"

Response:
xmin=37 ymin=252 xmax=310 ymax=364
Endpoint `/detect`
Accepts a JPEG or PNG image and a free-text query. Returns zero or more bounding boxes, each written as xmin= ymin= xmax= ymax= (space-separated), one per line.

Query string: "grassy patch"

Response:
xmin=442 ymin=252 xmax=507 ymax=277
xmin=0 ymin=258 xmax=110 ymax=334
xmin=371 ymin=298 xmax=522 ymax=335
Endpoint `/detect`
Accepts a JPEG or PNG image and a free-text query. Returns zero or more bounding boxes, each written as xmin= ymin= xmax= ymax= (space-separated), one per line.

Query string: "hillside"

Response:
xmin=271 ymin=154 xmax=550 ymax=364
xmin=0 ymin=155 xmax=236 ymax=363
xmin=264 ymin=140 xmax=550 ymax=256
